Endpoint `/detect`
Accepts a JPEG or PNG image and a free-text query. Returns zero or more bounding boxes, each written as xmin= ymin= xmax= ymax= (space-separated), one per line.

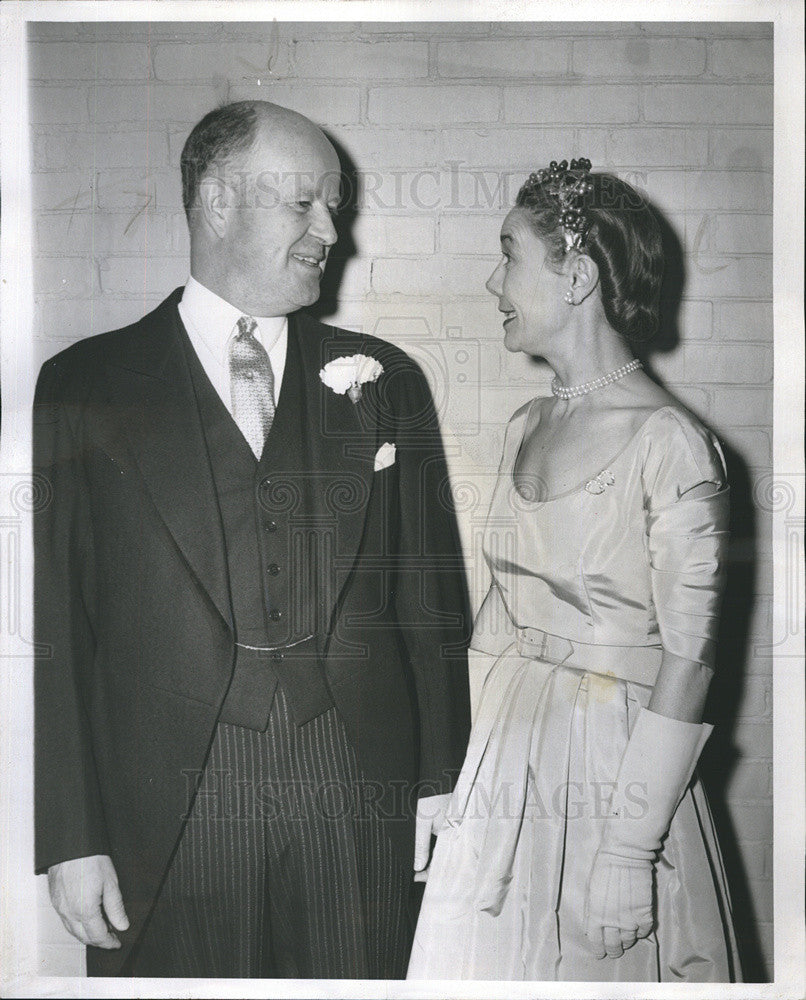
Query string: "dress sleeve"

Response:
xmin=642 ymin=409 xmax=730 ymax=669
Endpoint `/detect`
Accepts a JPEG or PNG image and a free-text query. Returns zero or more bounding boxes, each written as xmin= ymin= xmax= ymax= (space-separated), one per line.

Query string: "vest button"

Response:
xmin=264 ymin=521 xmax=278 ymax=532
xmin=272 ymin=651 xmax=284 ymax=662
xmin=267 ymin=563 xmax=280 ymax=576
xmin=269 ymin=609 xmax=283 ymax=621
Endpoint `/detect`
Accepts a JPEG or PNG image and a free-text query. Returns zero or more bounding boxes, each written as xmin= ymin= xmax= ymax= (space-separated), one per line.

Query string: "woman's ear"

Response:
xmin=568 ymin=253 xmax=600 ymax=304
xmin=197 ymin=177 xmax=230 ymax=239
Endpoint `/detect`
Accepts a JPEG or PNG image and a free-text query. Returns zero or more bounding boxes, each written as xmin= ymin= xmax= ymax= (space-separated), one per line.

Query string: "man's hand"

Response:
xmin=413 ymin=793 xmax=451 ymax=883
xmin=47 ymin=854 xmax=129 ymax=949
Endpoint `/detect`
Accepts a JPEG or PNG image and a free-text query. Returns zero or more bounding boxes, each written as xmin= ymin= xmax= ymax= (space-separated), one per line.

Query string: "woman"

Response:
xmin=407 ymin=160 xmax=741 ymax=982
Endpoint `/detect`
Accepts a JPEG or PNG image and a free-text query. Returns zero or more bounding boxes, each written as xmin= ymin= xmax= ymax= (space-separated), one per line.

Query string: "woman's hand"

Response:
xmin=582 ymin=706 xmax=712 ymax=960
xmin=413 ymin=793 xmax=452 ymax=883
xmin=584 ymin=849 xmax=654 ymax=958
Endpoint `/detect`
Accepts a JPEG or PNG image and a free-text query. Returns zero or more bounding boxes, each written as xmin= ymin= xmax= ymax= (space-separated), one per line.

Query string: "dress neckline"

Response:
xmin=511 ymin=401 xmax=677 ymax=505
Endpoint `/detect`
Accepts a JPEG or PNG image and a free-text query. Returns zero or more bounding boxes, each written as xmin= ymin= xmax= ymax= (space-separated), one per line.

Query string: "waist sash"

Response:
xmin=515 ymin=626 xmax=662 ymax=688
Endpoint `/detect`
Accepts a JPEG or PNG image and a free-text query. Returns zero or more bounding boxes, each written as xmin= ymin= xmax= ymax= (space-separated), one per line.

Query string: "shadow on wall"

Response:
xmin=703 ymin=447 xmax=767 ymax=982
xmin=308 ymin=132 xmax=359 ymax=325
xmin=652 ymin=209 xmax=686 ymax=356
xmin=641 ymin=206 xmax=768 ymax=983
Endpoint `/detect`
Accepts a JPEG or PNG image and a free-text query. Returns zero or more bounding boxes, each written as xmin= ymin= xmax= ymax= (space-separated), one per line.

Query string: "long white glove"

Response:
xmin=584 ymin=707 xmax=712 ymax=959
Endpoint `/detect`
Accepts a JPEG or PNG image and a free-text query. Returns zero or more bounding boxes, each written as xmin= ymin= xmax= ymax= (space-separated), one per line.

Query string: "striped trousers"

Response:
xmin=126 ymin=687 xmax=412 ymax=978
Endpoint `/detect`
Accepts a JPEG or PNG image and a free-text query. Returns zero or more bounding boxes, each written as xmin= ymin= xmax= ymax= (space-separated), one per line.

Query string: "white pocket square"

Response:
xmin=374 ymin=442 xmax=396 ymax=472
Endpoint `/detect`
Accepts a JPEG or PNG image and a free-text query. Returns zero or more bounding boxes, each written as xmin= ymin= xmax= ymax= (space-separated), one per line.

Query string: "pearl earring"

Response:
xmin=564 ymin=290 xmax=574 ymax=303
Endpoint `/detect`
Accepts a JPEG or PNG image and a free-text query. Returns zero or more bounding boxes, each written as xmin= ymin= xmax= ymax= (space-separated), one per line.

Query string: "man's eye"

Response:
xmin=296 ymin=200 xmax=312 ymax=210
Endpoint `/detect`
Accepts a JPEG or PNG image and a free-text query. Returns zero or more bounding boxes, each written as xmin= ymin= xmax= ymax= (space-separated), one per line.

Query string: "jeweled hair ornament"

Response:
xmin=525 ymin=157 xmax=593 ymax=251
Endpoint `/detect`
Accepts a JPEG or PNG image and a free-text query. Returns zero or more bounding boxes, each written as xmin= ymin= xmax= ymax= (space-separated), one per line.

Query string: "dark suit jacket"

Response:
xmin=34 ymin=290 xmax=470 ymax=974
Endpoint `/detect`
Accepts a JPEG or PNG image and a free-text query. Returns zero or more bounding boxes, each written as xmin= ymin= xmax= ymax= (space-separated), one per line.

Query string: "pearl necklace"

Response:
xmin=551 ymin=359 xmax=643 ymax=400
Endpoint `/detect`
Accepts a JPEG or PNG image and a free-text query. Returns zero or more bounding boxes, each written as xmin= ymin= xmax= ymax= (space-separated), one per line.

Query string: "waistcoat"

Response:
xmin=180 ymin=322 xmax=334 ymax=728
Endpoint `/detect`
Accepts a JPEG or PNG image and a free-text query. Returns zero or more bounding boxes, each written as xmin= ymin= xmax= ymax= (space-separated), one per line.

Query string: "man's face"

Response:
xmin=219 ymin=121 xmax=341 ymax=317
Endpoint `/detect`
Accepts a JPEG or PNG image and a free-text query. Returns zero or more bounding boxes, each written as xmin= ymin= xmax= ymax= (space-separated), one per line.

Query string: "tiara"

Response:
xmin=524 ymin=157 xmax=593 ymax=250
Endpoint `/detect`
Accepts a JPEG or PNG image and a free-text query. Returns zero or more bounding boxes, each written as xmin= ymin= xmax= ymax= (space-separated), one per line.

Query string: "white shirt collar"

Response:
xmin=178 ymin=276 xmax=288 ymax=411
xmin=180 ymin=275 xmax=287 ymax=358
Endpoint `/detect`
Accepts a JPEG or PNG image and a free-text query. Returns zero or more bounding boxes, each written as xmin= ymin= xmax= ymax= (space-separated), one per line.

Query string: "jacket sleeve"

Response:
xmin=388 ymin=358 xmax=471 ymax=796
xmin=33 ymin=355 xmax=110 ymax=872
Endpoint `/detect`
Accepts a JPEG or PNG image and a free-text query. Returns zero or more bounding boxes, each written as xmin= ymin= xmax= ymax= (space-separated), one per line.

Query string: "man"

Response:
xmin=34 ymin=101 xmax=470 ymax=978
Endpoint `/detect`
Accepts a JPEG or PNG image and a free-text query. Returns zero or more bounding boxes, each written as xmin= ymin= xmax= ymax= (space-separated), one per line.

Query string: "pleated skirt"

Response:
xmin=407 ymin=648 xmax=741 ymax=982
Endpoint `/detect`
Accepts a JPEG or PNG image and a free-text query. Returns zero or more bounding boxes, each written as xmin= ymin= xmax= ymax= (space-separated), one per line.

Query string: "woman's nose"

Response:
xmin=486 ymin=260 xmax=503 ymax=297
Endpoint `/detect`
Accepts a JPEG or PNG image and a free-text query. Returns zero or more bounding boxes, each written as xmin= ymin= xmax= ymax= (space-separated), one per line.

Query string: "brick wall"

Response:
xmin=28 ymin=20 xmax=774 ymax=979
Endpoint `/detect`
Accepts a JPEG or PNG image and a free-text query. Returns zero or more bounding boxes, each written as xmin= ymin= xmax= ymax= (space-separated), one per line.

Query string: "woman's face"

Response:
xmin=485 ymin=207 xmax=567 ymax=355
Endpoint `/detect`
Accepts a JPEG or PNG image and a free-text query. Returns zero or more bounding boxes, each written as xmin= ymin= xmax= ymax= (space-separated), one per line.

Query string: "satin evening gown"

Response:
xmin=408 ymin=404 xmax=741 ymax=982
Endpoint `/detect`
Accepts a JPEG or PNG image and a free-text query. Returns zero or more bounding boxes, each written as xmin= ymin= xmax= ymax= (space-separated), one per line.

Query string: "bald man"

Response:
xmin=34 ymin=101 xmax=470 ymax=979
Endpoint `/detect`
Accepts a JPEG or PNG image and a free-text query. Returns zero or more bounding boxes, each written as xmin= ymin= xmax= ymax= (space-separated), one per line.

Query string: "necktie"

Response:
xmin=229 ymin=316 xmax=275 ymax=459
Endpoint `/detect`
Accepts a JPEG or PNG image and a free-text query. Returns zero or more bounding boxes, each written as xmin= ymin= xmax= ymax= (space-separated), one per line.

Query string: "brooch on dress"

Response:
xmin=585 ymin=470 xmax=615 ymax=495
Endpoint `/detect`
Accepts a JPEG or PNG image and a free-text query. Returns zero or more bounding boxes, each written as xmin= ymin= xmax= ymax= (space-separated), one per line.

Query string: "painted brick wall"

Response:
xmin=27 ymin=20 xmax=774 ymax=980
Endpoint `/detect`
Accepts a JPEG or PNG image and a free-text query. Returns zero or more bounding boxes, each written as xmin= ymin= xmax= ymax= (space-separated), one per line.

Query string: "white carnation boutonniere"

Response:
xmin=319 ymin=354 xmax=384 ymax=404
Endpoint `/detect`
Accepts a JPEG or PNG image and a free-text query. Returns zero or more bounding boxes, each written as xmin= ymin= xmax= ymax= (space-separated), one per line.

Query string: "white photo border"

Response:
xmin=1 ymin=1 xmax=803 ymax=997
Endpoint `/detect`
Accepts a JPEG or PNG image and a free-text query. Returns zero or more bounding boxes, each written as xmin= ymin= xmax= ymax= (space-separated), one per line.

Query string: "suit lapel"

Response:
xmin=104 ymin=295 xmax=232 ymax=629
xmin=291 ymin=313 xmax=377 ymax=641
xmin=101 ymin=299 xmax=380 ymax=640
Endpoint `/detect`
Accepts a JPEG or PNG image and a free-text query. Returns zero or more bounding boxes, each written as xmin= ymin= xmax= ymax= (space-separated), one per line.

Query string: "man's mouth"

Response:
xmin=292 ymin=253 xmax=325 ymax=271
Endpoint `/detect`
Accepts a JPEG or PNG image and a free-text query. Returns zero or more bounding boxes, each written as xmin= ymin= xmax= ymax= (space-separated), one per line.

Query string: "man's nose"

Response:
xmin=309 ymin=204 xmax=338 ymax=247
xmin=485 ymin=260 xmax=503 ymax=297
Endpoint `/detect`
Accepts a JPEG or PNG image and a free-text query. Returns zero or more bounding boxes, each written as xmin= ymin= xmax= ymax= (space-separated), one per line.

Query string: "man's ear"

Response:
xmin=197 ymin=177 xmax=230 ymax=239
xmin=569 ymin=253 xmax=600 ymax=304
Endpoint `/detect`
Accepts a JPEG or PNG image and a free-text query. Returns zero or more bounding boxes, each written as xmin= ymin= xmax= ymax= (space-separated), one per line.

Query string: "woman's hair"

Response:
xmin=180 ymin=101 xmax=260 ymax=217
xmin=515 ymin=169 xmax=664 ymax=345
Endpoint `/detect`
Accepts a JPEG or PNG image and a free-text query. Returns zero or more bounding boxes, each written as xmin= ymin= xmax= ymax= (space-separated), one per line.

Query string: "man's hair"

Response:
xmin=180 ymin=101 xmax=261 ymax=217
